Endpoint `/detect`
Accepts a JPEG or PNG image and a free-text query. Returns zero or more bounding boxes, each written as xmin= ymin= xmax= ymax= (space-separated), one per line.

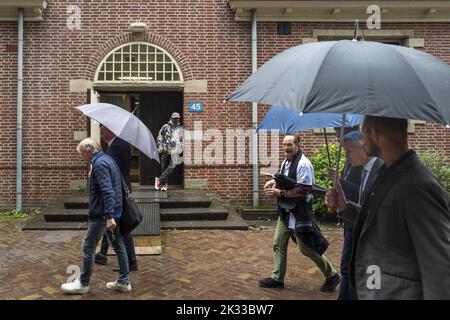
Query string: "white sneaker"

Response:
xmin=160 ymin=184 xmax=168 ymax=191
xmin=154 ymin=177 xmax=160 ymax=190
xmin=61 ymin=278 xmax=89 ymax=295
xmin=106 ymin=280 xmax=131 ymax=293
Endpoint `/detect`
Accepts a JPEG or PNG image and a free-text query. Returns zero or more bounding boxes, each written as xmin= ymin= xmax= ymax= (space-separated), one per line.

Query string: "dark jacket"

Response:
xmin=341 ymin=150 xmax=450 ymax=299
xmin=108 ymin=137 xmax=132 ymax=192
xmin=89 ymin=151 xmax=123 ymax=220
xmin=358 ymin=158 xmax=384 ymax=205
xmin=341 ymin=163 xmax=363 ymax=203
xmin=277 ymin=150 xmax=329 ymax=256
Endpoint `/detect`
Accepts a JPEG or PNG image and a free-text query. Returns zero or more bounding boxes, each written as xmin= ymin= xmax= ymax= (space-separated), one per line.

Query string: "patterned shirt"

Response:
xmin=157 ymin=120 xmax=184 ymax=154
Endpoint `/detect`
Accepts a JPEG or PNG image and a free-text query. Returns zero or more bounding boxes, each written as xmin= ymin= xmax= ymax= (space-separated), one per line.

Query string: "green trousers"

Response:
xmin=271 ymin=216 xmax=336 ymax=282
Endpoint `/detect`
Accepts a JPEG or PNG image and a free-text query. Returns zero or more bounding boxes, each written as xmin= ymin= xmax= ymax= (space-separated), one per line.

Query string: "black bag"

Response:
xmin=273 ymin=173 xmax=326 ymax=196
xmin=119 ymin=177 xmax=142 ymax=235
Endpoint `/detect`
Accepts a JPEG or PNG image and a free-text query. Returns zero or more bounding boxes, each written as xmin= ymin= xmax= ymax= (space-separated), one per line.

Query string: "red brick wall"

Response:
xmin=0 ymin=22 xmax=19 ymax=208
xmin=0 ymin=1 xmax=449 ymax=209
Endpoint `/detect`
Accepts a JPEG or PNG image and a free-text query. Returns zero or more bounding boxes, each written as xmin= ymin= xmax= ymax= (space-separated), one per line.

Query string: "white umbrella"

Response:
xmin=76 ymin=103 xmax=159 ymax=162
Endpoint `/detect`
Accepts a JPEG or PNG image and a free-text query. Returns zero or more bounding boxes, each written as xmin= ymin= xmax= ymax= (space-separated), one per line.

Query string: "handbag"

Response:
xmin=119 ymin=176 xmax=143 ymax=235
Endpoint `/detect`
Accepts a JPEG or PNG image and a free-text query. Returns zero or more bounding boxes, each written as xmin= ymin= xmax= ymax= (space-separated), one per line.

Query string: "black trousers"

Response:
xmin=99 ymin=232 xmax=138 ymax=268
xmin=338 ymin=223 xmax=355 ymax=300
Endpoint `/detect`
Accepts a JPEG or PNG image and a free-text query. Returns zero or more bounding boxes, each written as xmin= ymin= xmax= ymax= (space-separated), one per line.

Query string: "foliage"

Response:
xmin=248 ymin=225 xmax=273 ymax=233
xmin=0 ymin=208 xmax=41 ymax=221
xmin=309 ymin=143 xmax=346 ymax=219
xmin=309 ymin=149 xmax=450 ymax=219
xmin=417 ymin=151 xmax=450 ymax=192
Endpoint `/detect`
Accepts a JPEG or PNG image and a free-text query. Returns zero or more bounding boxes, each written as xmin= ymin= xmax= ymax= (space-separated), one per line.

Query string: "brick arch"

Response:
xmin=84 ymin=32 xmax=193 ymax=81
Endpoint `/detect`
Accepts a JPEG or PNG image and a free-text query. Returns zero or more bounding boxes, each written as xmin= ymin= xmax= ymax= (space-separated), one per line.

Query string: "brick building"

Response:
xmin=1 ymin=0 xmax=450 ymax=209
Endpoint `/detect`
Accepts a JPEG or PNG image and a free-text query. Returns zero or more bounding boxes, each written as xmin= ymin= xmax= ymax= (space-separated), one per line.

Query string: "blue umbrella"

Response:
xmin=257 ymin=106 xmax=363 ymax=133
xmin=258 ymin=106 xmax=363 ymax=168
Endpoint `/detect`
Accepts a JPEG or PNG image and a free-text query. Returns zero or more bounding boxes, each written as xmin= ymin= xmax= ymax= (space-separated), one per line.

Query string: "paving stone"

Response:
xmin=0 ymin=219 xmax=344 ymax=300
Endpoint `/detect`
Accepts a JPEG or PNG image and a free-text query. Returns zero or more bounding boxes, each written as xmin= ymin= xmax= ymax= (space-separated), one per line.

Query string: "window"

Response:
xmin=95 ymin=42 xmax=183 ymax=83
xmin=277 ymin=22 xmax=292 ymax=36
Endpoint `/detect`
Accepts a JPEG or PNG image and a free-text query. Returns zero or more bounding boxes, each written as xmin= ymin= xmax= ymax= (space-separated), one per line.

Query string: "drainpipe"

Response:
xmin=16 ymin=8 xmax=24 ymax=211
xmin=251 ymin=9 xmax=259 ymax=207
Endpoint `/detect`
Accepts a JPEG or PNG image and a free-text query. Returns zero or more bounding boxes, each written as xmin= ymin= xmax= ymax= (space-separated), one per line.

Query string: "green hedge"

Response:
xmin=309 ymin=143 xmax=346 ymax=219
xmin=309 ymin=148 xmax=450 ymax=219
xmin=417 ymin=151 xmax=450 ymax=193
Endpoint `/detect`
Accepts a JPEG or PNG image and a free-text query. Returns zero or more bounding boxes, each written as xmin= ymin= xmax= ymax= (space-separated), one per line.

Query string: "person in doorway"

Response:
xmin=259 ymin=134 xmax=341 ymax=292
xmin=94 ymin=125 xmax=138 ymax=272
xmin=155 ymin=112 xmax=184 ymax=191
xmin=61 ymin=138 xmax=131 ymax=294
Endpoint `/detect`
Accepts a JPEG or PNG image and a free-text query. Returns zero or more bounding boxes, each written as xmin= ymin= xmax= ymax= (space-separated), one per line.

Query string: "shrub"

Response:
xmin=0 ymin=208 xmax=40 ymax=221
xmin=417 ymin=151 xmax=450 ymax=192
xmin=310 ymin=149 xmax=450 ymax=219
xmin=309 ymin=143 xmax=346 ymax=219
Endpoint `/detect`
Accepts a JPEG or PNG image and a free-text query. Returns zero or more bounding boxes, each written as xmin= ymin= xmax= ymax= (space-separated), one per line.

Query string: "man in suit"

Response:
xmin=326 ymin=116 xmax=450 ymax=299
xmin=336 ymin=131 xmax=383 ymax=300
xmin=332 ymin=126 xmax=362 ymax=227
xmin=95 ymin=125 xmax=138 ymax=272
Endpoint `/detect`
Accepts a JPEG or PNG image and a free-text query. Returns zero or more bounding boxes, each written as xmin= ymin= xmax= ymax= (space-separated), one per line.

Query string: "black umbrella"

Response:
xmin=228 ymin=34 xmax=450 ymax=126
xmin=229 ymin=21 xmax=450 ymax=213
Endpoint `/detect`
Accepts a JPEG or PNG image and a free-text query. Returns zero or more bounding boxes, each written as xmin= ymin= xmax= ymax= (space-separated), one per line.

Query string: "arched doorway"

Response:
xmin=93 ymin=42 xmax=184 ymax=186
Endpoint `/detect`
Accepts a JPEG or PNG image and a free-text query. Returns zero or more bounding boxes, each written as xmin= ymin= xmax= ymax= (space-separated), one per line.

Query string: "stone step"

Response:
xmin=63 ymin=193 xmax=211 ymax=209
xmin=160 ymin=207 xmax=228 ymax=221
xmin=63 ymin=197 xmax=89 ymax=209
xmin=161 ymin=211 xmax=248 ymax=230
xmin=158 ymin=192 xmax=211 ymax=209
xmin=44 ymin=209 xmax=88 ymax=222
xmin=240 ymin=210 xmax=278 ymax=220
xmin=22 ymin=215 xmax=88 ymax=230
xmin=25 ymin=203 xmax=161 ymax=236
xmin=239 ymin=205 xmax=278 ymax=220
xmin=158 ymin=199 xmax=211 ymax=209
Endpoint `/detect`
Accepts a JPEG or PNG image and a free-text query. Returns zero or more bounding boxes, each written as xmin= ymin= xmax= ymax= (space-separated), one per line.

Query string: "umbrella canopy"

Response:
xmin=76 ymin=103 xmax=159 ymax=162
xmin=257 ymin=106 xmax=363 ymax=133
xmin=228 ymin=40 xmax=450 ymax=125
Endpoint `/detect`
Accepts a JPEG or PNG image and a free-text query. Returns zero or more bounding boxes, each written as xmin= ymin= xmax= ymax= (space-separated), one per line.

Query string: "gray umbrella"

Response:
xmin=228 ymin=40 xmax=450 ymax=126
xmin=76 ymin=103 xmax=159 ymax=162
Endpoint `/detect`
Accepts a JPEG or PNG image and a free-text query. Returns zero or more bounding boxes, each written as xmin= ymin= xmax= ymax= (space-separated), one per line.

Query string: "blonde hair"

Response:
xmin=77 ymin=137 xmax=102 ymax=154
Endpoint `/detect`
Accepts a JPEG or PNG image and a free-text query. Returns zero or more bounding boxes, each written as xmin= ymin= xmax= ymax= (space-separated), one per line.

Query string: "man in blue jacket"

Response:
xmin=95 ymin=125 xmax=138 ymax=272
xmin=61 ymin=138 xmax=131 ymax=294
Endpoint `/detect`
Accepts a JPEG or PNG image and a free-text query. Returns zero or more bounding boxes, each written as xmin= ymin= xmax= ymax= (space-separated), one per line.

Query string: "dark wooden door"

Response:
xmin=139 ymin=91 xmax=184 ymax=186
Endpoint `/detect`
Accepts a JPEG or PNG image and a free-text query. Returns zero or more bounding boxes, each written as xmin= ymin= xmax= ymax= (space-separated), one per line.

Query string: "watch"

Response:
xmin=280 ymin=190 xmax=286 ymax=197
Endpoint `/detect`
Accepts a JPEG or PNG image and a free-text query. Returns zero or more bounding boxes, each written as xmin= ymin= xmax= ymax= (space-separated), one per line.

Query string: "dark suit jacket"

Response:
xmin=341 ymin=151 xmax=450 ymax=299
xmin=108 ymin=137 xmax=132 ymax=192
xmin=359 ymin=158 xmax=384 ymax=205
xmin=341 ymin=163 xmax=363 ymax=203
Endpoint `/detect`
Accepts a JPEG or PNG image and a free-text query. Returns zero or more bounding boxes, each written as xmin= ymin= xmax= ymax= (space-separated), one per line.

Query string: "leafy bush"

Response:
xmin=0 ymin=208 xmax=40 ymax=221
xmin=417 ymin=151 xmax=450 ymax=192
xmin=309 ymin=149 xmax=450 ymax=219
xmin=309 ymin=143 xmax=346 ymax=219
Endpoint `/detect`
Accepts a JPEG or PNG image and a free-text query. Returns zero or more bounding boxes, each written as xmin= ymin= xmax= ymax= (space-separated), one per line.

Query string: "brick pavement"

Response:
xmin=0 ymin=219 xmax=343 ymax=300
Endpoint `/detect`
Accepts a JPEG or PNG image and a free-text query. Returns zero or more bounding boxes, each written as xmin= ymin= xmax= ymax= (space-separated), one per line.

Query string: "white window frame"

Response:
xmin=94 ymin=42 xmax=184 ymax=85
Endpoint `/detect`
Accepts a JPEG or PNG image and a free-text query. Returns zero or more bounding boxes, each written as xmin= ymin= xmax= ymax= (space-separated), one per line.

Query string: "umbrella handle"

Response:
xmin=324 ymin=128 xmax=334 ymax=214
xmin=352 ymin=20 xmax=360 ymax=41
xmin=323 ymin=128 xmax=332 ymax=168
xmin=329 ymin=113 xmax=347 ymax=215
xmin=334 ymin=113 xmax=346 ymax=187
